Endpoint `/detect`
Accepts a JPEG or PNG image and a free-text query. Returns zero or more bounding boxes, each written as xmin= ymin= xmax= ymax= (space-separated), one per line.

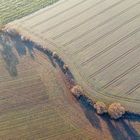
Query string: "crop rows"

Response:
xmin=0 ymin=0 xmax=59 ymax=25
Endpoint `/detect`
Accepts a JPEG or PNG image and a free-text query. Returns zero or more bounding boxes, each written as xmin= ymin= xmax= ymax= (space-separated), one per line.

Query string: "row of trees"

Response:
xmin=94 ymin=101 xmax=125 ymax=119
xmin=19 ymin=33 xmax=126 ymax=120
xmin=9 ymin=30 xmax=126 ymax=119
xmin=70 ymin=85 xmax=125 ymax=119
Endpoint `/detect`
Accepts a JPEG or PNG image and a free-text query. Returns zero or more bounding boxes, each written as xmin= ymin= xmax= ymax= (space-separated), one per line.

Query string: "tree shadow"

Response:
xmin=100 ymin=111 xmax=140 ymax=140
xmin=74 ymin=93 xmax=140 ymax=140
xmin=75 ymin=95 xmax=102 ymax=130
xmin=0 ymin=42 xmax=18 ymax=77
xmin=23 ymin=40 xmax=35 ymax=59
xmin=35 ymin=45 xmax=56 ymax=67
xmin=10 ymin=37 xmax=27 ymax=56
xmin=9 ymin=32 xmax=56 ymax=66
xmin=15 ymin=42 xmax=27 ymax=56
xmin=54 ymin=56 xmax=75 ymax=80
xmin=124 ymin=112 xmax=140 ymax=122
xmin=101 ymin=114 xmax=127 ymax=140
xmin=121 ymin=119 xmax=140 ymax=140
xmin=123 ymin=112 xmax=140 ymax=139
xmin=8 ymin=33 xmax=34 ymax=59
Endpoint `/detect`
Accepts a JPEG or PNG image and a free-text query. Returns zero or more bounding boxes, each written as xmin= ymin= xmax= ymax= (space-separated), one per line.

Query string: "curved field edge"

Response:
xmin=4 ymin=24 xmax=140 ymax=114
xmin=1 ymin=27 xmax=140 ymax=139
xmin=0 ymin=35 xmax=94 ymax=139
xmin=0 ymin=0 xmax=59 ymax=25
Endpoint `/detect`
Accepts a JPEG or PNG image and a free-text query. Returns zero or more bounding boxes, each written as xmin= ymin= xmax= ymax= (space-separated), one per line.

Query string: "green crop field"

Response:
xmin=0 ymin=0 xmax=59 ymax=25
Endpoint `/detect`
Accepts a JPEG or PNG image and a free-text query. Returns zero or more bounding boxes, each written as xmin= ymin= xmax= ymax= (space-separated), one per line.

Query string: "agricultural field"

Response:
xmin=1 ymin=0 xmax=140 ymax=139
xmin=0 ymin=38 xmax=92 ymax=139
xmin=0 ymin=0 xmax=59 ymax=25
xmin=8 ymin=0 xmax=140 ymax=113
xmin=0 ymin=33 xmax=140 ymax=139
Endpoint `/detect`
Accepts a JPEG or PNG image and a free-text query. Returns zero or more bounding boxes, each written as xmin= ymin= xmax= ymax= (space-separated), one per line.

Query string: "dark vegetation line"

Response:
xmin=1 ymin=29 xmax=140 ymax=139
xmin=77 ymin=95 xmax=140 ymax=140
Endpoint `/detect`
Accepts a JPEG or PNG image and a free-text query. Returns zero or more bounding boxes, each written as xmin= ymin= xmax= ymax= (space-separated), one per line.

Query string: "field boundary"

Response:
xmin=4 ymin=24 xmax=140 ymax=114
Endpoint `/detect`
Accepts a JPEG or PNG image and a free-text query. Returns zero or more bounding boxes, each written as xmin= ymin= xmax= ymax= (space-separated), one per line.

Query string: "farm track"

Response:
xmin=101 ymin=62 xmax=140 ymax=89
xmin=81 ymin=27 xmax=140 ymax=66
xmin=125 ymin=83 xmax=140 ymax=95
xmin=88 ymin=44 xmax=140 ymax=78
xmin=0 ymin=44 xmax=94 ymax=139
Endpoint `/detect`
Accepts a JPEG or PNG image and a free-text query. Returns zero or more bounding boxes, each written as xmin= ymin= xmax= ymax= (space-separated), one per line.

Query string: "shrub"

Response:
xmin=52 ymin=51 xmax=58 ymax=58
xmin=108 ymin=102 xmax=125 ymax=119
xmin=94 ymin=101 xmax=107 ymax=114
xmin=63 ymin=64 xmax=68 ymax=70
xmin=21 ymin=35 xmax=26 ymax=41
xmin=0 ymin=26 xmax=4 ymax=32
xmin=21 ymin=35 xmax=24 ymax=41
xmin=70 ymin=85 xmax=83 ymax=98
xmin=5 ymin=28 xmax=16 ymax=35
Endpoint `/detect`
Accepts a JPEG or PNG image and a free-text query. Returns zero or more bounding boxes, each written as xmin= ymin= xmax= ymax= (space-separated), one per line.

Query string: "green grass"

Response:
xmin=0 ymin=0 xmax=59 ymax=25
